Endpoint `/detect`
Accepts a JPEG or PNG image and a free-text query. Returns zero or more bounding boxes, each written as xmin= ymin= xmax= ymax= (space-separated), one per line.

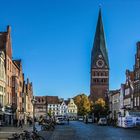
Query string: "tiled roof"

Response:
xmin=64 ymin=100 xmax=69 ymax=105
xmin=13 ymin=59 xmax=21 ymax=70
xmin=46 ymin=96 xmax=60 ymax=104
xmin=109 ymin=90 xmax=120 ymax=96
xmin=35 ymin=96 xmax=46 ymax=104
xmin=0 ymin=26 xmax=12 ymax=58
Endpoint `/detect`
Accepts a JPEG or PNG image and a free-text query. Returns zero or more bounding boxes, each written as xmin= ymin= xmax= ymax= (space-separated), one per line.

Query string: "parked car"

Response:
xmin=78 ymin=116 xmax=84 ymax=121
xmin=69 ymin=116 xmax=76 ymax=121
xmin=136 ymin=117 xmax=140 ymax=126
xmin=87 ymin=116 xmax=93 ymax=123
xmin=98 ymin=118 xmax=107 ymax=125
xmin=56 ymin=117 xmax=65 ymax=125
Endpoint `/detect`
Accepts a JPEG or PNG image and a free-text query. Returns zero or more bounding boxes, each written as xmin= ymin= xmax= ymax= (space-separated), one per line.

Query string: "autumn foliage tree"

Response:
xmin=74 ymin=94 xmax=91 ymax=116
xmin=93 ymin=98 xmax=109 ymax=118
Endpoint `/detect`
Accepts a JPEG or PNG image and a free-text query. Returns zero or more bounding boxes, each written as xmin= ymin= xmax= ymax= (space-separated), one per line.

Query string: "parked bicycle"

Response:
xmin=8 ymin=133 xmax=21 ymax=140
xmin=8 ymin=129 xmax=45 ymax=140
xmin=41 ymin=123 xmax=54 ymax=131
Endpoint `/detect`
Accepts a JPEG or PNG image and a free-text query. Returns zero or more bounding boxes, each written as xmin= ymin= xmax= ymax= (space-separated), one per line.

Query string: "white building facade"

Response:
xmin=59 ymin=101 xmax=68 ymax=116
xmin=67 ymin=99 xmax=77 ymax=118
xmin=46 ymin=96 xmax=60 ymax=116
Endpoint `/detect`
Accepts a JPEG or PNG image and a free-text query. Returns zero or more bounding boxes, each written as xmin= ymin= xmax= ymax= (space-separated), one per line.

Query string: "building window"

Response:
xmin=20 ymin=82 xmax=22 ymax=87
xmin=20 ymin=92 xmax=22 ymax=97
xmin=10 ymin=62 xmax=11 ymax=72
xmin=137 ymin=97 xmax=139 ymax=106
xmin=134 ymin=97 xmax=137 ymax=106
xmin=7 ymin=59 xmax=9 ymax=70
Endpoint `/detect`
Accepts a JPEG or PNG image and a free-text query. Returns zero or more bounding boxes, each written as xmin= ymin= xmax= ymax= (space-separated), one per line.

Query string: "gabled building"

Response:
xmin=123 ymin=70 xmax=134 ymax=110
xmin=0 ymin=26 xmax=33 ymax=125
xmin=0 ymin=51 xmax=6 ymax=125
xmin=35 ymin=96 xmax=47 ymax=119
xmin=90 ymin=9 xmax=109 ymax=102
xmin=67 ymin=98 xmax=77 ymax=118
xmin=46 ymin=96 xmax=60 ymax=116
xmin=25 ymin=78 xmax=33 ymax=118
xmin=133 ymin=42 xmax=140 ymax=110
xmin=109 ymin=90 xmax=120 ymax=119
xmin=59 ymin=100 xmax=68 ymax=116
xmin=23 ymin=78 xmax=33 ymax=123
xmin=12 ymin=60 xmax=24 ymax=120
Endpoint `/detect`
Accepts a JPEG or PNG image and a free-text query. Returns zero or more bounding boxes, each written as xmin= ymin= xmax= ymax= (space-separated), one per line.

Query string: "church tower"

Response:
xmin=90 ymin=9 xmax=109 ymax=102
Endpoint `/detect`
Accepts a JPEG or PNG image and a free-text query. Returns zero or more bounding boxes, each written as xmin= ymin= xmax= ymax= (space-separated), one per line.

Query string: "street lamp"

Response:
xmin=31 ymin=96 xmax=37 ymax=131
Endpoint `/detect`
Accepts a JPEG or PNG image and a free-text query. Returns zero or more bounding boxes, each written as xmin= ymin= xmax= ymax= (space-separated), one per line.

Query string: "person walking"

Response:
xmin=15 ymin=118 xmax=18 ymax=127
xmin=67 ymin=117 xmax=69 ymax=125
xmin=18 ymin=117 xmax=23 ymax=128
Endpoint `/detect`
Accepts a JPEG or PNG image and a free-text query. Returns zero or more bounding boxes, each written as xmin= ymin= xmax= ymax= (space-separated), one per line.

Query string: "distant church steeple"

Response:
xmin=90 ymin=9 xmax=109 ymax=102
xmin=91 ymin=8 xmax=109 ymax=68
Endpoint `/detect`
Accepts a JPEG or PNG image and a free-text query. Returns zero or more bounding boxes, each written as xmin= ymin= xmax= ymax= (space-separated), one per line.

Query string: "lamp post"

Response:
xmin=31 ymin=96 xmax=37 ymax=131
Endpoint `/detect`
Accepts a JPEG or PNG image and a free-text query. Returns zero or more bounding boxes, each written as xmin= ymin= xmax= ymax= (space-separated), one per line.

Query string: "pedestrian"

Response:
xmin=22 ymin=119 xmax=24 ymax=126
xmin=15 ymin=118 xmax=18 ymax=127
xmin=18 ymin=117 xmax=23 ymax=128
xmin=19 ymin=120 xmax=22 ymax=128
xmin=67 ymin=117 xmax=69 ymax=125
xmin=85 ymin=116 xmax=88 ymax=124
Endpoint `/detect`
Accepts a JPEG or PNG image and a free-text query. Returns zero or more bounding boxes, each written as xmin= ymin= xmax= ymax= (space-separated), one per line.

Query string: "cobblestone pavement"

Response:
xmin=0 ymin=125 xmax=33 ymax=140
xmin=48 ymin=121 xmax=140 ymax=140
xmin=0 ymin=124 xmax=53 ymax=140
xmin=1 ymin=122 xmax=140 ymax=140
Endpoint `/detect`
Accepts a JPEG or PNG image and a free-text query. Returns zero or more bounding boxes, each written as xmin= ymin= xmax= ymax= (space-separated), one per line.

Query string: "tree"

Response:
xmin=93 ymin=98 xmax=109 ymax=118
xmin=73 ymin=94 xmax=91 ymax=116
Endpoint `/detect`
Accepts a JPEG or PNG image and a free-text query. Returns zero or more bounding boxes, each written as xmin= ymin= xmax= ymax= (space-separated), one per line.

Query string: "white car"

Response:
xmin=78 ymin=116 xmax=84 ymax=121
xmin=98 ymin=118 xmax=107 ymax=125
xmin=56 ymin=117 xmax=65 ymax=125
xmin=88 ymin=117 xmax=93 ymax=123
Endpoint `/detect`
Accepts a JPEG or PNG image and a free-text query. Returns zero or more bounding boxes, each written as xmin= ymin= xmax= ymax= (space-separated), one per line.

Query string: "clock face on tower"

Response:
xmin=96 ymin=59 xmax=104 ymax=68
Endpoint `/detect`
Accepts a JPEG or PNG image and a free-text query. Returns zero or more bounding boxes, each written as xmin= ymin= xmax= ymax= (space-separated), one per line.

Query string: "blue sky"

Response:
xmin=0 ymin=0 xmax=140 ymax=99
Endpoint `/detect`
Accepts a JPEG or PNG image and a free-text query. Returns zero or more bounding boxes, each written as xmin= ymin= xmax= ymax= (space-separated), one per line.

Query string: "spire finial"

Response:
xmin=98 ymin=4 xmax=102 ymax=18
xmin=99 ymin=3 xmax=102 ymax=9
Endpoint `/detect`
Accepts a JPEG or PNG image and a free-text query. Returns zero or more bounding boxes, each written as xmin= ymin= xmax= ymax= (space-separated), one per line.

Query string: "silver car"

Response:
xmin=98 ymin=118 xmax=107 ymax=125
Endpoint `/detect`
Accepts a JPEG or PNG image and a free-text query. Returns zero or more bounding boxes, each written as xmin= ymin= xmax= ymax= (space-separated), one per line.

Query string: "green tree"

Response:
xmin=74 ymin=94 xmax=91 ymax=116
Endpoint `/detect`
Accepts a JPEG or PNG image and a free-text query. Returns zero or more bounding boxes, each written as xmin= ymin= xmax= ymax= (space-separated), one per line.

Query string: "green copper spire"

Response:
xmin=91 ymin=9 xmax=109 ymax=68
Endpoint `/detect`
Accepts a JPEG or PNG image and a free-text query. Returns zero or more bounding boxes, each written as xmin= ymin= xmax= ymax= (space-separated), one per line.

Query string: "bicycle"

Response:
xmin=8 ymin=133 xmax=21 ymax=140
xmin=31 ymin=131 xmax=45 ymax=140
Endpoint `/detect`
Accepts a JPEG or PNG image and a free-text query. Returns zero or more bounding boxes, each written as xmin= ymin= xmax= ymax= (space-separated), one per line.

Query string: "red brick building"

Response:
xmin=89 ymin=9 xmax=109 ymax=102
xmin=0 ymin=26 xmax=33 ymax=125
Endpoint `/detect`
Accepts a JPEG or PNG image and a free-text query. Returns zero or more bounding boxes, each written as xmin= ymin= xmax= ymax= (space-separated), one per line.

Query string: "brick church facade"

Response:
xmin=89 ymin=9 xmax=109 ymax=102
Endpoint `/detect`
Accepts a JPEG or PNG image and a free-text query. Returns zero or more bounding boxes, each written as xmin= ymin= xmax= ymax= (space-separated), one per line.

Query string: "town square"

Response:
xmin=0 ymin=0 xmax=140 ymax=140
